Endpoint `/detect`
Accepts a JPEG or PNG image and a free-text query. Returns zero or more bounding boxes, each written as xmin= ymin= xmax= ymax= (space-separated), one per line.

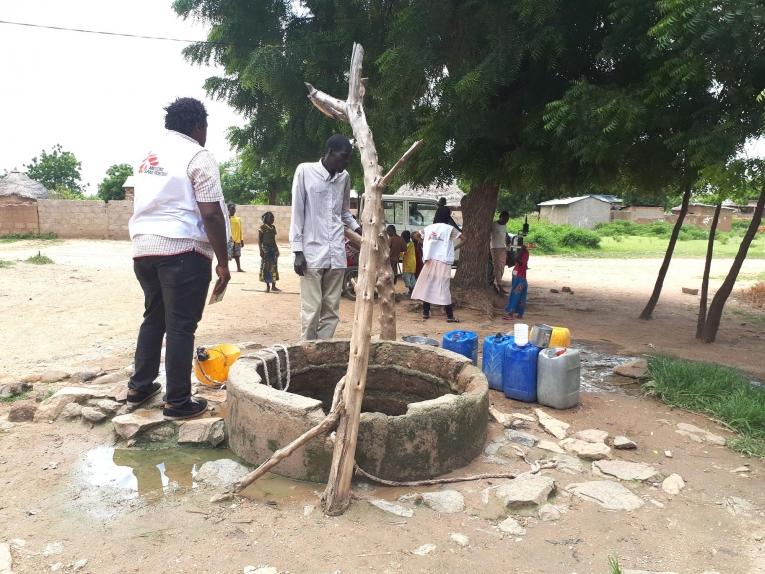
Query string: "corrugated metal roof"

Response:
xmin=0 ymin=171 xmax=50 ymax=200
xmin=538 ymin=195 xmax=613 ymax=207
xmin=122 ymin=175 xmax=137 ymax=188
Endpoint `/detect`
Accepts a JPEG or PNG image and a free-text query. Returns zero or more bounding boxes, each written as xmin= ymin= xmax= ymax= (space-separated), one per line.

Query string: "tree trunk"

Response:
xmin=696 ymin=202 xmax=722 ymax=338
xmin=453 ymin=182 xmax=499 ymax=290
xmin=639 ymin=182 xmax=692 ymax=320
xmin=376 ymin=210 xmax=397 ymax=340
xmin=701 ymin=184 xmax=765 ymax=343
xmin=267 ymin=182 xmax=278 ymax=205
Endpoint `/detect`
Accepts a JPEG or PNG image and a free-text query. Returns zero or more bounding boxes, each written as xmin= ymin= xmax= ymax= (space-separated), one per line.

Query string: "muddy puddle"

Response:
xmin=573 ymin=341 xmax=643 ymax=395
xmin=73 ymin=446 xmax=318 ymax=520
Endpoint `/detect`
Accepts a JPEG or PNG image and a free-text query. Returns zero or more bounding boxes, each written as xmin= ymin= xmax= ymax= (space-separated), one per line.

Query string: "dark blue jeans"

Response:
xmin=129 ymin=252 xmax=211 ymax=407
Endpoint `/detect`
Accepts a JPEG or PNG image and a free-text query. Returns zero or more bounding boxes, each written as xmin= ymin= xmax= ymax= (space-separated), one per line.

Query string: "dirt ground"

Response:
xmin=1 ymin=239 xmax=764 ymax=574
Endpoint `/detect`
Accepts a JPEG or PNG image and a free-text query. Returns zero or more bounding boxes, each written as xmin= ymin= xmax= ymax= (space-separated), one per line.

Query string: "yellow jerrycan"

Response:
xmin=193 ymin=343 xmax=241 ymax=388
xmin=549 ymin=326 xmax=571 ymax=348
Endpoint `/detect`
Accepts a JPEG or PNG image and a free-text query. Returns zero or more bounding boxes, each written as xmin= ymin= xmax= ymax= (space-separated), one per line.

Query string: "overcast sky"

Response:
xmin=1 ymin=2 xmax=762 ymax=196
xmin=0 ymin=1 xmax=242 ymax=194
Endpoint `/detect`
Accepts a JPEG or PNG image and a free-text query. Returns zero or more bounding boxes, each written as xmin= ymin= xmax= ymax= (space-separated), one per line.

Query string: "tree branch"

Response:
xmin=379 ymin=140 xmax=424 ymax=188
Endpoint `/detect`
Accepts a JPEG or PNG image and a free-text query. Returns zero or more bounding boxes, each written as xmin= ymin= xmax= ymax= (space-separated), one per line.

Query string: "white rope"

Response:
xmin=260 ymin=348 xmax=283 ymax=390
xmin=253 ymin=356 xmax=270 ymax=388
xmin=272 ymin=344 xmax=291 ymax=392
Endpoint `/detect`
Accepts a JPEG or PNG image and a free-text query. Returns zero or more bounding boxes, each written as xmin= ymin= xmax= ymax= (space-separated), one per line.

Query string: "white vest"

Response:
xmin=129 ymin=132 xmax=213 ymax=242
xmin=422 ymin=223 xmax=457 ymax=265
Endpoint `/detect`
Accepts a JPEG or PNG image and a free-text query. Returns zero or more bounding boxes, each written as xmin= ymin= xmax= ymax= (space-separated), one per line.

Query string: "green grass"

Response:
xmin=608 ymin=556 xmax=623 ymax=574
xmin=557 ymin=235 xmax=765 ymax=258
xmin=25 ymin=252 xmax=54 ymax=265
xmin=0 ymin=390 xmax=31 ymax=404
xmin=0 ymin=259 xmax=13 ymax=268
xmin=732 ymin=308 xmax=765 ymax=329
xmin=0 ymin=232 xmax=57 ymax=242
xmin=646 ymin=356 xmax=765 ymax=457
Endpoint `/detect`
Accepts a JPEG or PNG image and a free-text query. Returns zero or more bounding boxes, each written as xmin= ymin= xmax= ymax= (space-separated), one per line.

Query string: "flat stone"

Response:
xmin=661 ymin=473 xmax=685 ymax=495
xmin=675 ymin=423 xmax=725 ymax=445
xmin=560 ymin=438 xmax=612 ymax=460
xmin=511 ymin=413 xmax=536 ymax=422
xmin=96 ymin=399 xmax=122 ymax=415
xmin=574 ymin=429 xmax=609 ymax=444
xmin=70 ymin=370 xmax=102 ymax=384
xmin=536 ymin=440 xmax=565 ymax=454
xmin=20 ymin=373 xmax=41 ymax=384
xmin=194 ymin=459 xmax=250 ymax=489
xmin=72 ymin=559 xmax=88 ymax=571
xmin=178 ymin=417 xmax=226 ymax=447
xmin=545 ymin=453 xmax=585 ymax=474
xmin=81 ymin=406 xmax=108 ymax=423
xmin=91 ymin=372 xmax=127 ymax=386
xmin=33 ymin=387 xmax=112 ymax=422
xmin=110 ymin=382 xmax=129 ymax=402
xmin=614 ymin=436 xmax=637 ymax=450
xmin=505 ymin=429 xmax=539 ymax=447
xmin=412 ymin=543 xmax=436 ymax=556
xmin=593 ymin=460 xmax=658 ymax=481
xmin=450 ymin=533 xmax=469 ymax=547
xmin=538 ymin=503 xmax=562 ymax=521
xmin=613 ymin=358 xmax=648 ymax=379
xmin=0 ymin=382 xmax=32 ymax=399
xmin=497 ymin=516 xmax=526 ymax=535
xmin=723 ymin=496 xmax=754 ymax=516
xmin=39 ymin=370 xmax=70 ymax=384
xmin=495 ymin=474 xmax=555 ymax=511
xmin=8 ymin=401 xmax=37 ymax=422
xmin=0 ymin=543 xmax=12 ymax=574
xmin=421 ymin=490 xmax=465 ymax=514
xmin=60 ymin=403 xmax=83 ymax=420
xmin=566 ymin=480 xmax=644 ymax=511
xmin=43 ymin=541 xmax=64 ymax=556
xmin=534 ymin=409 xmax=569 ymax=439
xmin=369 ymin=499 xmax=414 ymax=518
xmin=112 ymin=409 xmax=168 ymax=439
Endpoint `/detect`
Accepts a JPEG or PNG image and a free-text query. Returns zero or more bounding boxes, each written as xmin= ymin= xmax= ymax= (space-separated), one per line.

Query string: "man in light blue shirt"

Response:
xmin=290 ymin=134 xmax=360 ymax=340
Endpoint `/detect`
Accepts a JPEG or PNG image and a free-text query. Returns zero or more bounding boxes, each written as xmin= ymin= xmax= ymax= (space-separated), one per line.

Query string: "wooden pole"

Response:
xmin=305 ymin=43 xmax=422 ymax=515
xmin=376 ymin=203 xmax=397 ymax=340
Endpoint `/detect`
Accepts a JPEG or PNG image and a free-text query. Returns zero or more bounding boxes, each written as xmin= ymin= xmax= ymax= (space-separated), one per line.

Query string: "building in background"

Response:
xmin=537 ymin=195 xmax=619 ymax=229
xmin=0 ymin=170 xmax=49 ymax=235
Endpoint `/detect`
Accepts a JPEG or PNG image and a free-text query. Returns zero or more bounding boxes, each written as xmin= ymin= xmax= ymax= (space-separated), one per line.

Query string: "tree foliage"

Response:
xmin=25 ymin=144 xmax=85 ymax=196
xmin=97 ymin=164 xmax=133 ymax=201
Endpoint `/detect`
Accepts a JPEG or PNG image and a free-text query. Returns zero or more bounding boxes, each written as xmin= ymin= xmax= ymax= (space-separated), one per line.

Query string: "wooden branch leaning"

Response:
xmin=376 ymin=202 xmax=397 ymax=340
xmin=354 ymin=465 xmax=517 ymax=487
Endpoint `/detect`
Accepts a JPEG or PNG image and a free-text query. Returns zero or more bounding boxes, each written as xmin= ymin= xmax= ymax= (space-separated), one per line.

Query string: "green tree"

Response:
xmin=219 ymin=159 xmax=261 ymax=205
xmin=97 ymin=164 xmax=133 ymax=201
xmin=25 ymin=144 xmax=85 ymax=195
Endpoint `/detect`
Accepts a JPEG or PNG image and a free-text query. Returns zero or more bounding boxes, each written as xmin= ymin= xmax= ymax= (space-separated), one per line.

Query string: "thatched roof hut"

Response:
xmin=0 ymin=171 xmax=50 ymax=202
xmin=394 ymin=181 xmax=465 ymax=208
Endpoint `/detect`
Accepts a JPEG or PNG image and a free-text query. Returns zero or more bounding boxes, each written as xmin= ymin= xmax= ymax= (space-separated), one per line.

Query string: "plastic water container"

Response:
xmin=503 ymin=343 xmax=540 ymax=402
xmin=442 ymin=330 xmax=479 ymax=364
xmin=482 ymin=333 xmax=514 ymax=391
xmin=550 ymin=326 xmax=571 ymax=347
xmin=514 ymin=323 xmax=529 ymax=346
xmin=537 ymin=347 xmax=581 ymax=409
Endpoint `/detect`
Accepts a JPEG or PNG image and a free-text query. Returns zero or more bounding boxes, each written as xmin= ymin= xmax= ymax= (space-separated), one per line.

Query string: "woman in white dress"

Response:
xmin=410 ymin=209 xmax=463 ymax=321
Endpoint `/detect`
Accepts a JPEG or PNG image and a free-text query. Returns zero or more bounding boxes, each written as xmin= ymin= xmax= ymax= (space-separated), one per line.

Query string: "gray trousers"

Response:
xmin=300 ymin=268 xmax=345 ymax=341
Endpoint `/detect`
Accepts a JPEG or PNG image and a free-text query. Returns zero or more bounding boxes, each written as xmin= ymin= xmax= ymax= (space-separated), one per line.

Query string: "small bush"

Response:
xmin=525 ymin=227 xmax=559 ymax=253
xmin=26 ymin=252 xmax=54 ymax=265
xmin=0 ymin=232 xmax=57 ymax=242
xmin=0 ymin=259 xmax=13 ymax=269
xmin=732 ymin=220 xmax=750 ymax=234
xmin=559 ymin=227 xmax=601 ymax=248
xmin=678 ymin=225 xmax=709 ymax=240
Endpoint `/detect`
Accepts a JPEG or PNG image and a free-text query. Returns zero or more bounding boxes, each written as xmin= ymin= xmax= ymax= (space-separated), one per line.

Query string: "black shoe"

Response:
xmin=163 ymin=398 xmax=208 ymax=421
xmin=125 ymin=382 xmax=162 ymax=406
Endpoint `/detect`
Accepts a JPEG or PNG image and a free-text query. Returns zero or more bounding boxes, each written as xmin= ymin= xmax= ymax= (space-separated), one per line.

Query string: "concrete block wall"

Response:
xmin=0 ymin=201 xmax=40 ymax=235
xmin=236 ymin=205 xmax=292 ymax=243
xmin=38 ymin=200 xmax=108 ymax=238
xmin=106 ymin=200 xmax=134 ymax=239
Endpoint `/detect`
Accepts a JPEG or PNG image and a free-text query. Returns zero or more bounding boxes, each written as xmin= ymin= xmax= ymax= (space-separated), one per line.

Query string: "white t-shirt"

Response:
xmin=490 ymin=222 xmax=507 ymax=249
xmin=422 ymin=223 xmax=460 ymax=265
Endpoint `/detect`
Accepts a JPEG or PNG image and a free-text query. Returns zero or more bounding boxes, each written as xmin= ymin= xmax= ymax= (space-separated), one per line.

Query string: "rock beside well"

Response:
xmin=661 ymin=474 xmax=685 ymax=496
xmin=593 ymin=460 xmax=658 ymax=481
xmin=8 ymin=401 xmax=37 ymax=422
xmin=450 ymin=533 xmax=469 ymax=547
xmin=566 ymin=480 xmax=644 ymax=511
xmin=112 ymin=409 xmax=168 ymax=440
xmin=495 ymin=474 xmax=555 ymax=512
xmin=33 ymin=387 xmax=112 ymax=422
xmin=560 ymin=438 xmax=612 ymax=460
xmin=613 ymin=358 xmax=648 ymax=379
xmin=81 ymin=406 xmax=108 ymax=423
xmin=613 ymin=436 xmax=638 ymax=450
xmin=505 ymin=429 xmax=539 ymax=448
xmin=421 ymin=490 xmax=465 ymax=514
xmin=574 ymin=429 xmax=609 ymax=444
xmin=534 ymin=409 xmax=569 ymax=439
xmin=0 ymin=382 xmax=32 ymax=399
xmin=194 ymin=459 xmax=250 ymax=489
xmin=178 ymin=417 xmax=226 ymax=447
xmin=497 ymin=516 xmax=526 ymax=535
xmin=39 ymin=370 xmax=70 ymax=384
xmin=369 ymin=499 xmax=414 ymax=518
xmin=675 ymin=423 xmax=725 ymax=446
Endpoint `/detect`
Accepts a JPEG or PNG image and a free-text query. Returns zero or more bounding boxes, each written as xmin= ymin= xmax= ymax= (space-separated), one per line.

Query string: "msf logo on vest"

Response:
xmin=139 ymin=153 xmax=167 ymax=176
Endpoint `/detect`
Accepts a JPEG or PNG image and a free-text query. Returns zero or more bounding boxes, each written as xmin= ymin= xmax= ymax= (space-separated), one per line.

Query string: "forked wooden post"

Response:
xmin=306 ymin=43 xmax=421 ymax=515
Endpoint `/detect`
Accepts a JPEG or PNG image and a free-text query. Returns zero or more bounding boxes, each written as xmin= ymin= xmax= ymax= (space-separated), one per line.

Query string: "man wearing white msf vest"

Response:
xmin=127 ymin=97 xmax=230 ymax=420
xmin=290 ymin=134 xmax=360 ymax=340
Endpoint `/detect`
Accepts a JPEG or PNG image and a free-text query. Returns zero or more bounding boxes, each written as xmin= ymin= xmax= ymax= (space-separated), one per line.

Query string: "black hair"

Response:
xmin=164 ymin=97 xmax=208 ymax=135
xmin=325 ymin=134 xmax=352 ymax=154
xmin=434 ymin=205 xmax=451 ymax=224
xmin=438 ymin=197 xmax=447 ymax=206
xmin=228 ymin=203 xmax=236 ymax=210
xmin=401 ymin=230 xmax=411 ymax=242
xmin=386 ymin=224 xmax=397 ymax=236
xmin=261 ymin=211 xmax=274 ymax=223
xmin=499 ymin=210 xmax=510 ymax=219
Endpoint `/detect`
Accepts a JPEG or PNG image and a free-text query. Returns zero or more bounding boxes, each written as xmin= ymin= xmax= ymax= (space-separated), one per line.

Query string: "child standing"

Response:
xmin=258 ymin=212 xmax=281 ymax=293
xmin=228 ymin=203 xmax=244 ymax=272
xmin=401 ymin=230 xmax=416 ymax=297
